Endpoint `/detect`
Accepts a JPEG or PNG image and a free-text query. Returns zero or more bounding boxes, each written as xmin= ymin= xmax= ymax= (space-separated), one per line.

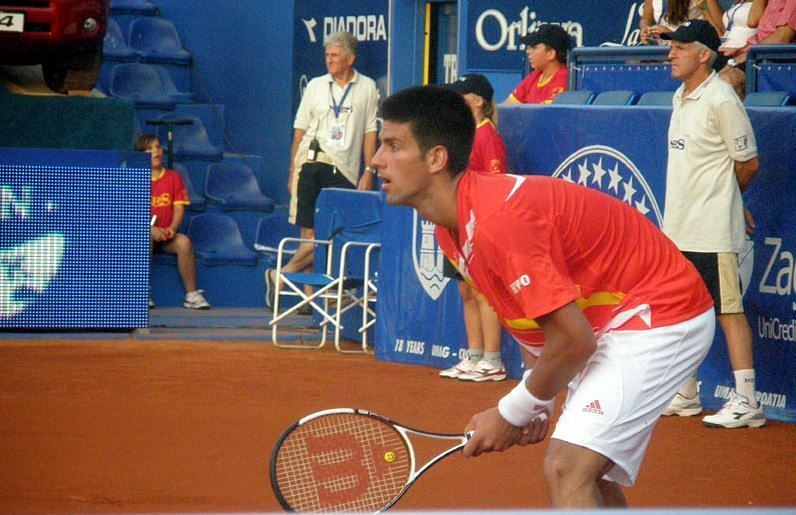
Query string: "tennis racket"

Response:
xmin=270 ymin=408 xmax=470 ymax=512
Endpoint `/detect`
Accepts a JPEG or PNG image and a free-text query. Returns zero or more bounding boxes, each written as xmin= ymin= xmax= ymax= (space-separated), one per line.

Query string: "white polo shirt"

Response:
xmin=293 ymin=70 xmax=379 ymax=185
xmin=663 ymin=72 xmax=758 ymax=254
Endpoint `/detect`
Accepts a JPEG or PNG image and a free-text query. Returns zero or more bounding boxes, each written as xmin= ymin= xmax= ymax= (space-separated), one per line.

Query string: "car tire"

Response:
xmin=42 ymin=43 xmax=103 ymax=94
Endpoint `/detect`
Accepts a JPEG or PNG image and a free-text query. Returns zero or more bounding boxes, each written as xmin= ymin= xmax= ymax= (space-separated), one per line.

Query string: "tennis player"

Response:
xmin=371 ymin=85 xmax=715 ymax=507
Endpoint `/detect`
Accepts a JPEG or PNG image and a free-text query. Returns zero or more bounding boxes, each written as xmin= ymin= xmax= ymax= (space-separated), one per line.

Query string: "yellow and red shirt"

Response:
xmin=436 ymin=174 xmax=713 ymax=355
xmin=151 ymin=168 xmax=189 ymax=229
xmin=469 ymin=119 xmax=507 ymax=175
xmin=509 ymin=66 xmax=568 ymax=104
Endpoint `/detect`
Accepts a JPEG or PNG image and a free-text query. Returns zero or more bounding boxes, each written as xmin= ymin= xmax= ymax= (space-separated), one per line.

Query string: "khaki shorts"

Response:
xmin=683 ymin=252 xmax=744 ymax=314
xmin=288 ymin=152 xmax=335 ymax=225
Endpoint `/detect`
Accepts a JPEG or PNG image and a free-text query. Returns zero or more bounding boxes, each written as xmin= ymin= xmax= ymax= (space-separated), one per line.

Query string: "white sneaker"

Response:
xmin=439 ymin=359 xmax=480 ymax=379
xmin=184 ymin=290 xmax=211 ymax=310
xmin=458 ymin=360 xmax=507 ymax=382
xmin=662 ymin=393 xmax=703 ymax=417
xmin=702 ymin=392 xmax=766 ymax=428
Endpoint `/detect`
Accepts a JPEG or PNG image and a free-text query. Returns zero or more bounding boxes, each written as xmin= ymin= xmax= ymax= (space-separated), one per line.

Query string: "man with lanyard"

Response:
xmin=265 ymin=31 xmax=380 ymax=308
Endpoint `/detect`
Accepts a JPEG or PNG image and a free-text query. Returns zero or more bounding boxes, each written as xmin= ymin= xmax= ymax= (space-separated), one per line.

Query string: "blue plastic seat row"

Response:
xmin=204 ymin=160 xmax=275 ymax=212
xmin=104 ymin=16 xmax=191 ymax=65
xmin=170 ymin=160 xmax=277 ymax=213
xmin=185 ymin=212 xmax=295 ymax=267
xmin=553 ymin=90 xmax=643 ymax=106
xmin=553 ymin=89 xmax=791 ymax=107
xmin=108 ymin=62 xmax=188 ymax=109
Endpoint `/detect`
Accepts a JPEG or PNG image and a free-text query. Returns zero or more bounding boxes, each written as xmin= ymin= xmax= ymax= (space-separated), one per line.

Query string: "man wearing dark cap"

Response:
xmin=504 ymin=24 xmax=571 ymax=104
xmin=660 ymin=20 xmax=764 ymax=429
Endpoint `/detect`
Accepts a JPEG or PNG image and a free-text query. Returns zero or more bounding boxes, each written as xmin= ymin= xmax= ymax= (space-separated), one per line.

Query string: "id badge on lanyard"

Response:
xmin=329 ymin=82 xmax=352 ymax=149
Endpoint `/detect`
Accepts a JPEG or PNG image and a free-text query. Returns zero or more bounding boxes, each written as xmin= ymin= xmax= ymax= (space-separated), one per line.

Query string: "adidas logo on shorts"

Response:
xmin=582 ymin=399 xmax=605 ymax=415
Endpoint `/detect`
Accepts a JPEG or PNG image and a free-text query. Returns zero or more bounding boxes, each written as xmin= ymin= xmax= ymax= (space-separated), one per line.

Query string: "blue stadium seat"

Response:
xmin=743 ymin=91 xmax=790 ymax=107
xmin=254 ymin=212 xmax=300 ymax=267
xmin=204 ymin=160 xmax=275 ymax=212
xmin=154 ymin=65 xmax=193 ymax=103
xmin=552 ymin=90 xmax=594 ymax=105
xmin=637 ymin=90 xmax=675 ymax=106
xmin=108 ymin=62 xmax=177 ymax=110
xmin=173 ymin=162 xmax=206 ymax=211
xmin=103 ymin=18 xmax=137 ymax=61
xmin=591 ymin=90 xmax=637 ymax=106
xmin=110 ymin=0 xmax=158 ymax=15
xmin=156 ymin=113 xmax=223 ymax=161
xmin=187 ymin=213 xmax=258 ymax=266
xmin=128 ymin=17 xmax=192 ymax=65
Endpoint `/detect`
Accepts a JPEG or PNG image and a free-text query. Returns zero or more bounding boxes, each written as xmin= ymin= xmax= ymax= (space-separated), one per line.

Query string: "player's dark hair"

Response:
xmin=380 ymin=85 xmax=474 ymax=176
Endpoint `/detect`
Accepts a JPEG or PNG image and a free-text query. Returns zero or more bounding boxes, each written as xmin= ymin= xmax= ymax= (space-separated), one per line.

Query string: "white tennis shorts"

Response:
xmin=552 ymin=307 xmax=715 ymax=486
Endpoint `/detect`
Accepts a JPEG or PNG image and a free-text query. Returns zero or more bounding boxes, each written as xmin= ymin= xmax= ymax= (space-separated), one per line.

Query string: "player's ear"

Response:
xmin=425 ymin=145 xmax=450 ymax=175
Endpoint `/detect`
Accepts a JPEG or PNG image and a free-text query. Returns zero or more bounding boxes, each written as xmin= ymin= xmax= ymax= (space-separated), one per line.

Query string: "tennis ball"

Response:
xmin=384 ymin=451 xmax=396 ymax=462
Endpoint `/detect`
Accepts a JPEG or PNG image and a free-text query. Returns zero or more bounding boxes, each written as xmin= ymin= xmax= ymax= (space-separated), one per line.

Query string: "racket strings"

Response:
xmin=274 ymin=413 xmax=411 ymax=512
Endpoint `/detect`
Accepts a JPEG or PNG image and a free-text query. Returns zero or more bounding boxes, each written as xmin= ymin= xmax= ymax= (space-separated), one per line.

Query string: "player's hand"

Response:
xmin=516 ymin=411 xmax=550 ymax=445
xmin=462 ymin=407 xmax=522 ymax=457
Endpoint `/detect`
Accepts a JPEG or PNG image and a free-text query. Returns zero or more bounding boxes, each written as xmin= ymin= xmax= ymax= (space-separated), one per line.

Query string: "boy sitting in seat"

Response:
xmin=136 ymin=134 xmax=210 ymax=309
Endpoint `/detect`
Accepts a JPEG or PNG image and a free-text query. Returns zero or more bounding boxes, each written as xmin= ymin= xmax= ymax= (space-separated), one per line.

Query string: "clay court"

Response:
xmin=1 ymin=337 xmax=794 ymax=512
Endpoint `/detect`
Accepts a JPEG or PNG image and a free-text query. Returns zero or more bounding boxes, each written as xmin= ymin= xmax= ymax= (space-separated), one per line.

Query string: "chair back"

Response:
xmin=187 ymin=213 xmax=257 ymax=265
xmin=591 ymin=90 xmax=637 ymax=106
xmin=205 ymin=160 xmax=274 ymax=211
xmin=637 ymin=90 xmax=675 ymax=106
xmin=103 ymin=19 xmax=137 ymax=60
xmin=743 ymin=91 xmax=790 ymax=107
xmin=552 ymin=90 xmax=594 ymax=105
xmin=156 ymin=114 xmax=222 ymax=161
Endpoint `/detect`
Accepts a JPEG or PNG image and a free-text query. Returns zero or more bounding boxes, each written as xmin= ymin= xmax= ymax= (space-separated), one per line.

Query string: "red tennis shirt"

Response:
xmin=435 ymin=174 xmax=713 ymax=355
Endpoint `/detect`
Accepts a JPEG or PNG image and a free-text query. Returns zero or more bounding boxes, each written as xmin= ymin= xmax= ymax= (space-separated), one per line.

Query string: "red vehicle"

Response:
xmin=0 ymin=0 xmax=108 ymax=93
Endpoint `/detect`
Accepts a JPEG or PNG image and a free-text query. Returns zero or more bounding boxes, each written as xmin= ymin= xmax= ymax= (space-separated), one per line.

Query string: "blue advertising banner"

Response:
xmin=465 ymin=0 xmax=644 ymax=72
xmin=0 ymin=149 xmax=150 ymax=329
xmin=293 ymin=0 xmax=389 ymax=112
xmin=375 ymin=204 xmax=524 ymax=379
xmin=375 ymin=105 xmax=795 ymax=423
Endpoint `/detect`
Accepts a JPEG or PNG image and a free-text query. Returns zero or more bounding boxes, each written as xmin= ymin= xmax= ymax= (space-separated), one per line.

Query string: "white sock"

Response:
xmin=734 ymin=369 xmax=757 ymax=407
xmin=483 ymin=351 xmax=501 ymax=363
xmin=467 ymin=349 xmax=484 ymax=362
xmin=679 ymin=375 xmax=699 ymax=398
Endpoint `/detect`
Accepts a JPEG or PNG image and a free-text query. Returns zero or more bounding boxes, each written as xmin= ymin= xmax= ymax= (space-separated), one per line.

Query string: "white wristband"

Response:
xmin=498 ymin=378 xmax=553 ymax=427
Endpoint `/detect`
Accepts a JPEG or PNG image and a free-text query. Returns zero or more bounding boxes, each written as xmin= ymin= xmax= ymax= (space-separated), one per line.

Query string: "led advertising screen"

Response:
xmin=0 ymin=164 xmax=149 ymax=329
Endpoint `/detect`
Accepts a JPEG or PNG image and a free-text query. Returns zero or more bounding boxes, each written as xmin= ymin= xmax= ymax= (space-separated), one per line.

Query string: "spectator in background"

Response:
xmin=719 ymin=0 xmax=796 ymax=97
xmin=265 ymin=31 xmax=380 ymax=310
xmin=440 ymin=74 xmax=507 ymax=382
xmin=136 ymin=134 xmax=210 ymax=310
xmin=705 ymin=0 xmax=764 ymax=50
xmin=504 ymin=24 xmax=570 ymax=104
xmin=660 ymin=20 xmax=764 ymax=428
xmin=640 ymin=0 xmax=709 ymax=44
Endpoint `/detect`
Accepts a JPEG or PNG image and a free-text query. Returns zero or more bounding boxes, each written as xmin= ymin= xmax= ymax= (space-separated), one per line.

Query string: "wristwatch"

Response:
xmin=364 ymin=166 xmax=376 ymax=175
